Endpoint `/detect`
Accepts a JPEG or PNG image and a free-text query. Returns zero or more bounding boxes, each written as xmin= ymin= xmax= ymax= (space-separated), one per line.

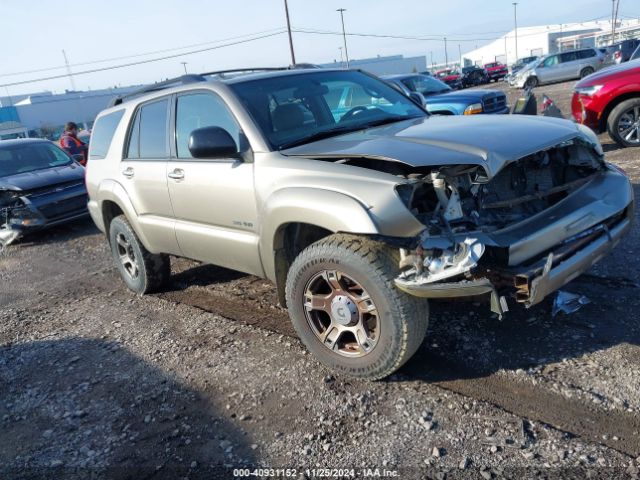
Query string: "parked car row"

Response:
xmin=383 ymin=74 xmax=508 ymax=115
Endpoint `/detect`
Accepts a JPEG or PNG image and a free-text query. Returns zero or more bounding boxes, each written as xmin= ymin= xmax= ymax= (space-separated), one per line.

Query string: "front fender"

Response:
xmin=259 ymin=187 xmax=379 ymax=282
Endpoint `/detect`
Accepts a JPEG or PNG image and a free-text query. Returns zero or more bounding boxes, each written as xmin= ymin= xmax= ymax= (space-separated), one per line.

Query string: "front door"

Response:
xmin=119 ymin=97 xmax=180 ymax=255
xmin=538 ymin=54 xmax=561 ymax=83
xmin=166 ymin=91 xmax=263 ymax=276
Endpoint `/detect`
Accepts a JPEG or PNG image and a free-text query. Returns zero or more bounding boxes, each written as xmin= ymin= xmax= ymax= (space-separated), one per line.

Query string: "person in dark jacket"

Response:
xmin=59 ymin=122 xmax=88 ymax=165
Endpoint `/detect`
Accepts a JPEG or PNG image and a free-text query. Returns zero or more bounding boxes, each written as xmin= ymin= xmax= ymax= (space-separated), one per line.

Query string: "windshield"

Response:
xmin=401 ymin=75 xmax=451 ymax=95
xmin=230 ymin=70 xmax=425 ymax=150
xmin=0 ymin=142 xmax=73 ymax=177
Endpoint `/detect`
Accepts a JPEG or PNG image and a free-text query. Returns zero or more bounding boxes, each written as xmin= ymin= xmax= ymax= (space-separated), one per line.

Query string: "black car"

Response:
xmin=460 ymin=66 xmax=488 ymax=87
xmin=0 ymin=139 xmax=88 ymax=248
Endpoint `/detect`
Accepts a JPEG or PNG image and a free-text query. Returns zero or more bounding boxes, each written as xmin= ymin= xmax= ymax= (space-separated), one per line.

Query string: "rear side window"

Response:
xmin=560 ymin=51 xmax=578 ymax=63
xmin=89 ymin=109 xmax=124 ymax=160
xmin=578 ymin=49 xmax=596 ymax=59
xmin=126 ymin=99 xmax=169 ymax=159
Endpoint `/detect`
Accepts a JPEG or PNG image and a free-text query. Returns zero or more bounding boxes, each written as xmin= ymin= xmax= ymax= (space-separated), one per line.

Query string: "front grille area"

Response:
xmin=482 ymin=94 xmax=507 ymax=113
xmin=38 ymin=195 xmax=88 ymax=220
xmin=24 ymin=181 xmax=85 ymax=199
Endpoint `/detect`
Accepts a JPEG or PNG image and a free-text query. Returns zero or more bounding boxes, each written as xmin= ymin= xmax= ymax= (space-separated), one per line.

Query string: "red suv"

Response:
xmin=484 ymin=62 xmax=508 ymax=82
xmin=572 ymin=61 xmax=640 ymax=147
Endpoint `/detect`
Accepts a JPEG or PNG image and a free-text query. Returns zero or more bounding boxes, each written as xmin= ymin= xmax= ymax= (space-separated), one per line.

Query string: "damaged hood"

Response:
xmin=282 ymin=115 xmax=596 ymax=178
xmin=0 ymin=163 xmax=85 ymax=192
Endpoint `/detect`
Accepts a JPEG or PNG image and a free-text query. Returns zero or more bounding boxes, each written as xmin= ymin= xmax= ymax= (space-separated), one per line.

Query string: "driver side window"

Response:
xmin=175 ymin=93 xmax=241 ymax=159
xmin=544 ymin=55 xmax=558 ymax=67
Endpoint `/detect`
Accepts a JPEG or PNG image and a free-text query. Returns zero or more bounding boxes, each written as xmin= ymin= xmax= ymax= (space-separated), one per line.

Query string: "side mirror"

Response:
xmin=188 ymin=126 xmax=238 ymax=159
xmin=408 ymin=91 xmax=426 ymax=107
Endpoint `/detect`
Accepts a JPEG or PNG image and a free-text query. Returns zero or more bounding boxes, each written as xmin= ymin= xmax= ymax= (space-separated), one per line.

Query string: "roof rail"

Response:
xmin=199 ymin=67 xmax=290 ymax=78
xmin=108 ymin=74 xmax=207 ymax=107
xmin=200 ymin=64 xmax=321 ymax=78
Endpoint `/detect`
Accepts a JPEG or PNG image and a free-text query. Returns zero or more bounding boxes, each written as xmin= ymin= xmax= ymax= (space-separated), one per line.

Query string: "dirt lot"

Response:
xmin=2 ymin=80 xmax=640 ymax=479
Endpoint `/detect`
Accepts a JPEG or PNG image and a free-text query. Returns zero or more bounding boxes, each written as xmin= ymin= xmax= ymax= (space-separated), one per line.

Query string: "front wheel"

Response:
xmin=607 ymin=98 xmax=640 ymax=147
xmin=285 ymin=234 xmax=428 ymax=380
xmin=525 ymin=76 xmax=538 ymax=88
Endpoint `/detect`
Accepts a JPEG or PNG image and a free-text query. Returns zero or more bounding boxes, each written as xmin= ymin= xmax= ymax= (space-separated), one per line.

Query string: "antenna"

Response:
xmin=62 ymin=49 xmax=77 ymax=91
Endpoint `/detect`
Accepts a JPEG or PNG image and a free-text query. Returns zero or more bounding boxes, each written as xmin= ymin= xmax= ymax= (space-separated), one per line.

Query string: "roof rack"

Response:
xmin=200 ymin=67 xmax=290 ymax=78
xmin=107 ymin=64 xmax=323 ymax=107
xmin=109 ymin=74 xmax=207 ymax=107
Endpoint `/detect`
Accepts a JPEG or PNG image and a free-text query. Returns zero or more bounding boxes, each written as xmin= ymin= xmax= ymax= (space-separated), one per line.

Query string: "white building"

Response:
xmin=462 ymin=18 xmax=640 ymax=67
xmin=0 ymin=86 xmax=139 ymax=140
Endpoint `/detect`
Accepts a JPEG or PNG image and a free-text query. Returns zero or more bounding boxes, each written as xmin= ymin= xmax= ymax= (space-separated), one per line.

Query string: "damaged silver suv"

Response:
xmin=86 ymin=68 xmax=634 ymax=380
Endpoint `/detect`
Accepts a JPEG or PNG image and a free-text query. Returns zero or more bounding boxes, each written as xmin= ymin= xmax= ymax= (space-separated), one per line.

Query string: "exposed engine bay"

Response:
xmin=324 ymin=139 xmax=632 ymax=316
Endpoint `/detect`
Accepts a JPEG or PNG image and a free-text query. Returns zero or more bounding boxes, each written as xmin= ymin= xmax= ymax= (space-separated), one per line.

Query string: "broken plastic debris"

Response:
xmin=0 ymin=228 xmax=21 ymax=251
xmin=552 ymin=290 xmax=591 ymax=317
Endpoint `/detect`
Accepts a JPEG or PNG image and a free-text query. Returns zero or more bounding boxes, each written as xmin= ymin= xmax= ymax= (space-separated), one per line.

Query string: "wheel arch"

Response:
xmin=259 ymin=188 xmax=379 ymax=306
xmin=96 ymin=180 xmax=154 ymax=251
xmin=599 ymin=92 xmax=640 ymax=132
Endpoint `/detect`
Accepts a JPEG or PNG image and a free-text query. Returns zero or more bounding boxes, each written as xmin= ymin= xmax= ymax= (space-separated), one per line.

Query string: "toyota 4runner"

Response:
xmin=86 ymin=68 xmax=634 ymax=380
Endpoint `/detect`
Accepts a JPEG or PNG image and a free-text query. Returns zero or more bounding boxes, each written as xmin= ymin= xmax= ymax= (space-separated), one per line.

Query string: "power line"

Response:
xmin=0 ymin=31 xmax=286 ymax=88
xmin=0 ymin=27 xmax=286 ymax=79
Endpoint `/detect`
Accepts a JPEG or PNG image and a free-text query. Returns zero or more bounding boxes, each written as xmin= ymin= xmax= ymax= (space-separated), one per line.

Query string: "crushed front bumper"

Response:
xmin=394 ymin=167 xmax=634 ymax=315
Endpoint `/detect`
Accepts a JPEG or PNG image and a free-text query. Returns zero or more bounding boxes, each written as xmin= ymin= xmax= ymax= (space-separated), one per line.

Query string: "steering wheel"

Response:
xmin=340 ymin=106 xmax=369 ymax=123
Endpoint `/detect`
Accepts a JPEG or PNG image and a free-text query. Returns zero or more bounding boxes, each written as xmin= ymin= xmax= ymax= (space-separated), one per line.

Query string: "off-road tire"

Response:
xmin=525 ymin=76 xmax=538 ymax=88
xmin=580 ymin=67 xmax=594 ymax=79
xmin=108 ymin=215 xmax=170 ymax=294
xmin=607 ymin=98 xmax=640 ymax=147
xmin=285 ymin=234 xmax=429 ymax=380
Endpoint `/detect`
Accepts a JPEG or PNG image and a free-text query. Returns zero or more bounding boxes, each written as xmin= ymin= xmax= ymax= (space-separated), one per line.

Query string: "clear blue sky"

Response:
xmin=1 ymin=0 xmax=634 ymax=95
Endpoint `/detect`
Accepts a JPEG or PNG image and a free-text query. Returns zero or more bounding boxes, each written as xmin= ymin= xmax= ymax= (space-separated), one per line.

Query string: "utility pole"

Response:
xmin=337 ymin=8 xmax=350 ymax=68
xmin=444 ymin=37 xmax=448 ymax=66
xmin=62 ymin=49 xmax=77 ymax=92
xmin=284 ymin=0 xmax=296 ymax=65
xmin=611 ymin=0 xmax=620 ymax=44
xmin=513 ymin=3 xmax=519 ymax=61
xmin=180 ymin=62 xmax=188 ymax=74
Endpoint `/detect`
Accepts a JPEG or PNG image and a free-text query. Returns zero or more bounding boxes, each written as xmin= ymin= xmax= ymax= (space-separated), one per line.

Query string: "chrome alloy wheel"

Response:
xmin=617 ymin=106 xmax=640 ymax=145
xmin=303 ymin=270 xmax=380 ymax=357
xmin=115 ymin=232 xmax=139 ymax=280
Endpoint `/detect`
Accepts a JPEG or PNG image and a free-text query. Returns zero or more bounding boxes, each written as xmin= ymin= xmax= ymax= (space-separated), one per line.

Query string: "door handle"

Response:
xmin=122 ymin=167 xmax=134 ymax=178
xmin=167 ymin=168 xmax=185 ymax=180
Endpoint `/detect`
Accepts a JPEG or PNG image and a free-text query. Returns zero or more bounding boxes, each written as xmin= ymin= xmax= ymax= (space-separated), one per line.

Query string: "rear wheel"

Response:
xmin=109 ymin=215 xmax=171 ymax=294
xmin=580 ymin=67 xmax=594 ymax=78
xmin=525 ymin=76 xmax=538 ymax=88
xmin=285 ymin=234 xmax=429 ymax=380
xmin=607 ymin=98 xmax=640 ymax=147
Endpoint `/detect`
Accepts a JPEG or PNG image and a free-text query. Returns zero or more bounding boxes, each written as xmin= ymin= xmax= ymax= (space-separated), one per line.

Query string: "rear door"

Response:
xmin=558 ymin=51 xmax=579 ymax=80
xmin=119 ymin=97 xmax=180 ymax=255
xmin=166 ymin=90 xmax=263 ymax=276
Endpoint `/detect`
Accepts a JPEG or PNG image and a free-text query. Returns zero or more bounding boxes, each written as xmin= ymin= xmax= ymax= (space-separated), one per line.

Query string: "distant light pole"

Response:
xmin=430 ymin=51 xmax=434 ymax=69
xmin=284 ymin=0 xmax=296 ymax=65
xmin=443 ymin=37 xmax=448 ymax=66
xmin=513 ymin=2 xmax=519 ymax=61
xmin=458 ymin=44 xmax=462 ymax=66
xmin=338 ymin=46 xmax=344 ymax=68
xmin=337 ymin=8 xmax=350 ymax=68
xmin=180 ymin=62 xmax=188 ymax=74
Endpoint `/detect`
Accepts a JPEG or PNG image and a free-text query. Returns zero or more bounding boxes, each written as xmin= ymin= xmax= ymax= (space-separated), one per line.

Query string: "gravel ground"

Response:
xmin=2 ymin=80 xmax=640 ymax=479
